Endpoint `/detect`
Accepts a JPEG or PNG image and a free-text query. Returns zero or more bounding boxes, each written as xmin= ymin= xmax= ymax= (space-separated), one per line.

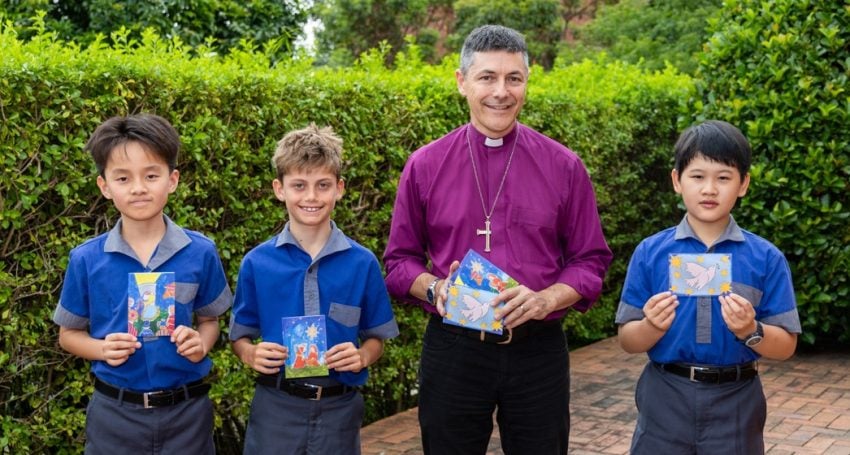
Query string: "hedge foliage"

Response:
xmin=0 ymin=26 xmax=691 ymax=452
xmin=694 ymin=0 xmax=850 ymax=345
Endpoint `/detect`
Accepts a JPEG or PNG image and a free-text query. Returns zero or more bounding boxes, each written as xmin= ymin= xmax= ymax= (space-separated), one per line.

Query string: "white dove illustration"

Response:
xmin=685 ymin=262 xmax=717 ymax=290
xmin=461 ymin=294 xmax=490 ymax=322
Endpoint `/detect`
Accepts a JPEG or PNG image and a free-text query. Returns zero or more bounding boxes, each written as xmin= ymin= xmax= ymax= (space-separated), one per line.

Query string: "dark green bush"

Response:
xmin=0 ymin=28 xmax=690 ymax=452
xmin=694 ymin=0 xmax=850 ymax=345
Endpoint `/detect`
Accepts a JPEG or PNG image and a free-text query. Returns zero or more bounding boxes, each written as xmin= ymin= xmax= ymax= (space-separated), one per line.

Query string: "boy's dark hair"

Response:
xmin=674 ymin=120 xmax=751 ymax=179
xmin=85 ymin=114 xmax=180 ymax=176
xmin=460 ymin=25 xmax=529 ymax=75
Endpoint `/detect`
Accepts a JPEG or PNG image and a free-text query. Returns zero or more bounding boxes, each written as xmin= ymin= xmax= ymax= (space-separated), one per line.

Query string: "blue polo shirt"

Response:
xmin=616 ymin=215 xmax=801 ymax=366
xmin=53 ymin=216 xmax=233 ymax=391
xmin=229 ymin=221 xmax=399 ymax=387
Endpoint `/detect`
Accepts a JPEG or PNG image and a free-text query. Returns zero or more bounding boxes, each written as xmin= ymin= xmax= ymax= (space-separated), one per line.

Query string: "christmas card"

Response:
xmin=442 ymin=249 xmax=518 ymax=334
xmin=669 ymin=253 xmax=732 ymax=296
xmin=128 ymin=272 xmax=175 ymax=339
xmin=281 ymin=315 xmax=329 ymax=378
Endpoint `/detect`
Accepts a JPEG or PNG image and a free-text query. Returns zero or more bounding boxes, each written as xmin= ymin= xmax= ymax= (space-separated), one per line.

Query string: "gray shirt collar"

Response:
xmin=674 ymin=214 xmax=745 ymax=246
xmin=104 ymin=215 xmax=191 ymax=269
xmin=275 ymin=220 xmax=351 ymax=261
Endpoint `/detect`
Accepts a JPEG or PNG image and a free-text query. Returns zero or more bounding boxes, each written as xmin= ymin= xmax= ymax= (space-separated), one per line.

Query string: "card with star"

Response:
xmin=450 ymin=249 xmax=519 ymax=293
xmin=669 ymin=253 xmax=732 ymax=296
xmin=281 ymin=315 xmax=329 ymax=378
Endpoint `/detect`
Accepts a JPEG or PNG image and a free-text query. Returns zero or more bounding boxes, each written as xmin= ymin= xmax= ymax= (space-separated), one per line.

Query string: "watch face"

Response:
xmin=745 ymin=335 xmax=763 ymax=347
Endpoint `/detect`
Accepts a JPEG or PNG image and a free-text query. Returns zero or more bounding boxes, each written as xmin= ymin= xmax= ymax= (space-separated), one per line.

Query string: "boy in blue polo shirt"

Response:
xmin=616 ymin=120 xmax=801 ymax=454
xmin=53 ymin=114 xmax=232 ymax=454
xmin=230 ymin=123 xmax=399 ymax=455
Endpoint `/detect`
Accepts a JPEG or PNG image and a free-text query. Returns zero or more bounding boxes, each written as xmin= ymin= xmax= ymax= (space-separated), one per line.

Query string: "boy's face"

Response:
xmin=273 ymin=166 xmax=344 ymax=232
xmin=672 ymin=153 xmax=749 ymax=230
xmin=456 ymin=50 xmax=527 ymax=138
xmin=96 ymin=141 xmax=179 ymax=225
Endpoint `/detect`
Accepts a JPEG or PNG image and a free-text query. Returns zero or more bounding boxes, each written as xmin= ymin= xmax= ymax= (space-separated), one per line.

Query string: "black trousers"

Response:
xmin=418 ymin=316 xmax=570 ymax=455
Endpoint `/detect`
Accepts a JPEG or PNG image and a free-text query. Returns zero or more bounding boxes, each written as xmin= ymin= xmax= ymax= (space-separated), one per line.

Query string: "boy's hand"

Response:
xmin=326 ymin=342 xmax=366 ymax=373
xmin=643 ymin=291 xmax=679 ymax=332
xmin=245 ymin=342 xmax=288 ymax=375
xmin=172 ymin=325 xmax=208 ymax=363
xmin=102 ymin=333 xmax=141 ymax=367
xmin=720 ymin=292 xmax=757 ymax=339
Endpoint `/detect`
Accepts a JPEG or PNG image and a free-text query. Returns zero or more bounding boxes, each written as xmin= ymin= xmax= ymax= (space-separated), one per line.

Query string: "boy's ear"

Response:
xmin=738 ymin=173 xmax=751 ymax=198
xmin=670 ymin=168 xmax=683 ymax=194
xmin=336 ymin=178 xmax=345 ymax=200
xmin=272 ymin=178 xmax=285 ymax=201
xmin=96 ymin=175 xmax=113 ymax=199
xmin=168 ymin=169 xmax=180 ymax=193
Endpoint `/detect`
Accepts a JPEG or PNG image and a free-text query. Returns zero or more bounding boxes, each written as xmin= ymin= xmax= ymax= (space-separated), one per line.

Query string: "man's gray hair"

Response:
xmin=459 ymin=25 xmax=529 ymax=75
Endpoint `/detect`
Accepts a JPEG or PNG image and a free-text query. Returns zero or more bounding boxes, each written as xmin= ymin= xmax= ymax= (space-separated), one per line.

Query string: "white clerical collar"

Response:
xmin=484 ymin=137 xmax=503 ymax=147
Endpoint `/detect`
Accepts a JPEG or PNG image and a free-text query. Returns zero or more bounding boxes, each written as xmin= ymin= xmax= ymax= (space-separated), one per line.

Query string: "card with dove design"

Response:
xmin=669 ymin=253 xmax=732 ymax=296
xmin=442 ymin=249 xmax=518 ymax=334
xmin=443 ymin=285 xmax=505 ymax=334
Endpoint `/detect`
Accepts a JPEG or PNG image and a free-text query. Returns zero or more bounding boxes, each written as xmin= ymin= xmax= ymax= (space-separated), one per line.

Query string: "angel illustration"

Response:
xmin=487 ymin=273 xmax=507 ymax=293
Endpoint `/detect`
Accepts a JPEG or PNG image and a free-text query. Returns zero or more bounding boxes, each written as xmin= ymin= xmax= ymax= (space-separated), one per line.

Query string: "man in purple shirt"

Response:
xmin=384 ymin=25 xmax=612 ymax=455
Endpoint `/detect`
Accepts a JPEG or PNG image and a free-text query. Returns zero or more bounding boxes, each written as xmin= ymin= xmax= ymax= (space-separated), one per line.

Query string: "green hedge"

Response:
xmin=694 ymin=0 xmax=850 ymax=345
xmin=0 ymin=28 xmax=690 ymax=452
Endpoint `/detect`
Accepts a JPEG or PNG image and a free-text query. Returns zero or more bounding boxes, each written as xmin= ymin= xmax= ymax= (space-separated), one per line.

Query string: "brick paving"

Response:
xmin=361 ymin=337 xmax=850 ymax=455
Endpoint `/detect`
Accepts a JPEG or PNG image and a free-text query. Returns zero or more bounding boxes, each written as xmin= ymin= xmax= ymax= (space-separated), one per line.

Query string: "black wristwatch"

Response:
xmin=741 ymin=321 xmax=764 ymax=347
xmin=426 ymin=278 xmax=440 ymax=305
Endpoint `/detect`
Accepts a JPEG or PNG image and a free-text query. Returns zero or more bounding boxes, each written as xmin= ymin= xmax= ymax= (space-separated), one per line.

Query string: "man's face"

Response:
xmin=456 ymin=50 xmax=528 ymax=138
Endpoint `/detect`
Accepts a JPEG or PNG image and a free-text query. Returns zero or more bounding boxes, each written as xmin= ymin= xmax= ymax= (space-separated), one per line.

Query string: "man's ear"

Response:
xmin=455 ymin=69 xmax=467 ymax=96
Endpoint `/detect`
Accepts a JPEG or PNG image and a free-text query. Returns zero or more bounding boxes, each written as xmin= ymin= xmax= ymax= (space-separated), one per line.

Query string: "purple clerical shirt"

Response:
xmin=384 ymin=123 xmax=612 ymax=319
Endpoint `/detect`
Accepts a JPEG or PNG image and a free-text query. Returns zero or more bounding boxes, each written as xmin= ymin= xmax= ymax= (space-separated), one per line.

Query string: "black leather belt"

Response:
xmin=94 ymin=377 xmax=210 ymax=408
xmin=432 ymin=314 xmax=560 ymax=344
xmin=255 ymin=375 xmax=355 ymax=400
xmin=658 ymin=361 xmax=758 ymax=383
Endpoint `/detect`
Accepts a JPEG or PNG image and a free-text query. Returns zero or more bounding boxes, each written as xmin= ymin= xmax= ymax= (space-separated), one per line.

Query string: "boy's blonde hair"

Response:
xmin=272 ymin=123 xmax=343 ymax=180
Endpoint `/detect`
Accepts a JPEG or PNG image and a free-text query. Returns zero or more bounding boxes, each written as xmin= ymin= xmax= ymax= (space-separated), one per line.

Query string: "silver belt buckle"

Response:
xmin=305 ymin=383 xmax=323 ymax=400
xmin=143 ymin=390 xmax=164 ymax=408
xmin=688 ymin=366 xmax=704 ymax=382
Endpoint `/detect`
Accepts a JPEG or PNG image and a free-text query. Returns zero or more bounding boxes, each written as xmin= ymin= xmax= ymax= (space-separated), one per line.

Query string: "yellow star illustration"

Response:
xmin=670 ymin=255 xmax=682 ymax=268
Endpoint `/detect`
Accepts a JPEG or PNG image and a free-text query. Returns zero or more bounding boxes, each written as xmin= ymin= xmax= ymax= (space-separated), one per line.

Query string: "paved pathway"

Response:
xmin=362 ymin=337 xmax=850 ymax=454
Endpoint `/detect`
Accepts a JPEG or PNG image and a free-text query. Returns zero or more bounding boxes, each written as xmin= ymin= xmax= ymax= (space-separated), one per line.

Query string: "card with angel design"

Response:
xmin=443 ymin=285 xmax=505 ymax=335
xmin=669 ymin=253 xmax=732 ymax=296
xmin=450 ymin=249 xmax=519 ymax=293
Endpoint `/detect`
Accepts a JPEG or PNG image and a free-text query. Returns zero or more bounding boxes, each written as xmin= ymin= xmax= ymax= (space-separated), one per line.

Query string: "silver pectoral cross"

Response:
xmin=477 ymin=218 xmax=492 ymax=252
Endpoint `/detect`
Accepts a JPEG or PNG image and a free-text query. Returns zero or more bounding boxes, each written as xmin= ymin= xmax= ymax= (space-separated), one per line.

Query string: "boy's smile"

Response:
xmin=672 ymin=154 xmax=749 ymax=241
